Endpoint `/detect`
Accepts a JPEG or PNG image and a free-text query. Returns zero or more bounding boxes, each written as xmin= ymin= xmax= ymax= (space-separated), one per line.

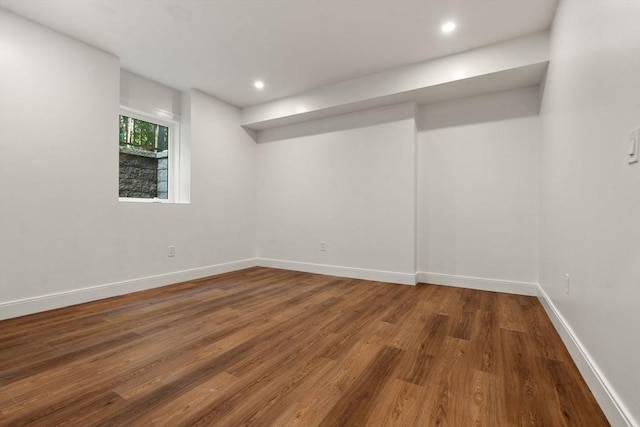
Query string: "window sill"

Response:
xmin=118 ymin=197 xmax=187 ymax=204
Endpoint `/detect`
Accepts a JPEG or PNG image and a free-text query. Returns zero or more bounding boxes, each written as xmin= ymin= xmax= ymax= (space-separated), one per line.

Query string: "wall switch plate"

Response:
xmin=564 ymin=273 xmax=570 ymax=295
xmin=168 ymin=246 xmax=175 ymax=257
xmin=320 ymin=241 xmax=326 ymax=251
xmin=629 ymin=127 xmax=639 ymax=164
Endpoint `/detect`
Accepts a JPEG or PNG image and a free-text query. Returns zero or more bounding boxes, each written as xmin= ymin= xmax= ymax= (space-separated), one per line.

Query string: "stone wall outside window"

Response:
xmin=119 ymin=148 xmax=168 ymax=199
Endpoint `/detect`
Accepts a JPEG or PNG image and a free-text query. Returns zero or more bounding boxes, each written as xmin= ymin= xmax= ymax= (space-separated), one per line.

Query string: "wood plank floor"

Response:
xmin=0 ymin=267 xmax=609 ymax=426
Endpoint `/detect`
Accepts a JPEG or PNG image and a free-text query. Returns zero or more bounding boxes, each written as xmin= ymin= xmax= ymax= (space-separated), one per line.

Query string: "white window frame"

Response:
xmin=118 ymin=106 xmax=181 ymax=203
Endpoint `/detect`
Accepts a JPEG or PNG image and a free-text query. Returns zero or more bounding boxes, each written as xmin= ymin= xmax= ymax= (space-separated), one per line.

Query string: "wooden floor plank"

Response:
xmin=363 ymin=378 xmax=423 ymax=427
xmin=317 ymin=345 xmax=404 ymax=427
xmin=0 ymin=267 xmax=610 ymax=426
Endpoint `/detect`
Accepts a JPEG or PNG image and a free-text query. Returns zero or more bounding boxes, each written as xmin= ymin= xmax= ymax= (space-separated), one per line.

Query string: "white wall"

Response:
xmin=540 ymin=1 xmax=640 ymax=425
xmin=188 ymin=89 xmax=256 ymax=264
xmin=255 ymin=88 xmax=542 ymax=291
xmin=417 ymin=88 xmax=540 ymax=292
xmin=0 ymin=11 xmax=256 ymax=318
xmin=120 ymin=69 xmax=181 ymax=120
xmin=256 ymin=103 xmax=417 ymax=284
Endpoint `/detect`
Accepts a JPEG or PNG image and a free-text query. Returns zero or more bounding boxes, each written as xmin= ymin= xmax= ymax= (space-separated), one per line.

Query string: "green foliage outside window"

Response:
xmin=119 ymin=115 xmax=168 ymax=152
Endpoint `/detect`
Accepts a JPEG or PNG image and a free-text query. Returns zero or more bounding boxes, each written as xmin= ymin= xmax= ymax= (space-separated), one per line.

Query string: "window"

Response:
xmin=118 ymin=109 xmax=179 ymax=202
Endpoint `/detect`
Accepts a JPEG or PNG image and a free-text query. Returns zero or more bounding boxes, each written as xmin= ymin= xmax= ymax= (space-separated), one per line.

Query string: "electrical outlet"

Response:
xmin=168 ymin=246 xmax=175 ymax=257
xmin=320 ymin=241 xmax=326 ymax=251
xmin=628 ymin=127 xmax=639 ymax=164
xmin=564 ymin=273 xmax=570 ymax=295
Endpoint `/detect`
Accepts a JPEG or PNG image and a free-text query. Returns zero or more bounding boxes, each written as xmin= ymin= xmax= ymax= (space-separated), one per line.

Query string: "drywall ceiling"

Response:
xmin=241 ymin=32 xmax=550 ymax=130
xmin=0 ymin=0 xmax=557 ymax=108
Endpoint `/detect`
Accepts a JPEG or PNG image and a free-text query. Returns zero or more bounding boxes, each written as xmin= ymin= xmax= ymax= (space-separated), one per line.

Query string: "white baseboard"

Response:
xmin=536 ymin=286 xmax=636 ymax=427
xmin=257 ymin=258 xmax=416 ymax=286
xmin=416 ymin=271 xmax=539 ymax=296
xmin=0 ymin=258 xmax=258 ymax=320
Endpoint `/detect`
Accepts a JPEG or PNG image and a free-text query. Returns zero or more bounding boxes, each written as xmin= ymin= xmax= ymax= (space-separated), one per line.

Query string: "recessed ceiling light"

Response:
xmin=441 ymin=21 xmax=456 ymax=34
xmin=254 ymin=81 xmax=265 ymax=89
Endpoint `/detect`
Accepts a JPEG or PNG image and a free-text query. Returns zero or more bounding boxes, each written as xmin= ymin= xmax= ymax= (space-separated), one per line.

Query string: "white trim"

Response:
xmin=118 ymin=197 xmax=174 ymax=203
xmin=120 ymin=105 xmax=179 ymax=126
xmin=119 ymin=106 xmax=181 ymax=203
xmin=416 ymin=271 xmax=538 ymax=296
xmin=536 ymin=286 xmax=636 ymax=427
xmin=257 ymin=258 xmax=416 ymax=286
xmin=0 ymin=258 xmax=257 ymax=320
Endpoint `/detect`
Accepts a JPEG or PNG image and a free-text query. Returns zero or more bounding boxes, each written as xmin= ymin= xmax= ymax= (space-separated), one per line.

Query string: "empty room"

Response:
xmin=0 ymin=0 xmax=638 ymax=425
